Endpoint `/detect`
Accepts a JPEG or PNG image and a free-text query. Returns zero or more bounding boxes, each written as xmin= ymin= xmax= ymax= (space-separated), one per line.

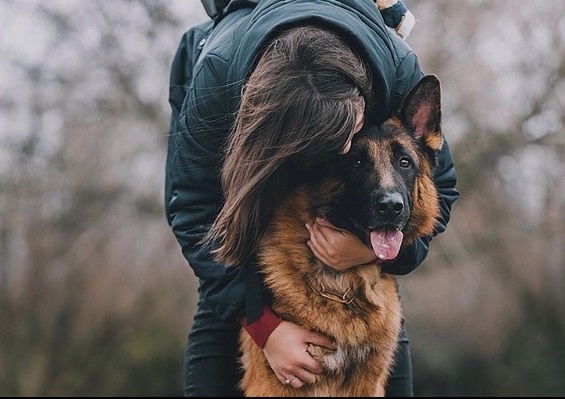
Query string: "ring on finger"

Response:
xmin=284 ymin=376 xmax=297 ymax=385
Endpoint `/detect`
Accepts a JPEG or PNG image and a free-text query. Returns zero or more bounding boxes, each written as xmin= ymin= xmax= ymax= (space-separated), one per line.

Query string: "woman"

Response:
xmin=165 ymin=0 xmax=458 ymax=396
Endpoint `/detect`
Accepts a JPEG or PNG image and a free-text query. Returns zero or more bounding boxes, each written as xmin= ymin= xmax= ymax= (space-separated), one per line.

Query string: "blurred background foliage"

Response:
xmin=0 ymin=0 xmax=564 ymax=396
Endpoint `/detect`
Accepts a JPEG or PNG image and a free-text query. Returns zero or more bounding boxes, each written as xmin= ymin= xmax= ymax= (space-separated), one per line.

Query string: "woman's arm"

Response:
xmin=166 ymin=30 xmax=247 ymax=321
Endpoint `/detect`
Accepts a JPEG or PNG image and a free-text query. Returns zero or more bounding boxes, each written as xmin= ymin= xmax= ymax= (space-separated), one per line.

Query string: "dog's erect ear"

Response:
xmin=400 ymin=75 xmax=443 ymax=151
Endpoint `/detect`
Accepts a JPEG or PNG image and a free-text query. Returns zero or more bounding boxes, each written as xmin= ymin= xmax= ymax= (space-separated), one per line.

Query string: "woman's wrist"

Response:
xmin=239 ymin=305 xmax=283 ymax=348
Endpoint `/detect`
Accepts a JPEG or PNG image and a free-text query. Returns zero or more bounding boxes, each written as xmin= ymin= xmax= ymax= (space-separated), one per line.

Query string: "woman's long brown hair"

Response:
xmin=206 ymin=24 xmax=373 ymax=266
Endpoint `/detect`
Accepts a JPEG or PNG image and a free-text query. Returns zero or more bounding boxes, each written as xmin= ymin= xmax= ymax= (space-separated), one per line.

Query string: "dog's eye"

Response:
xmin=399 ymin=157 xmax=411 ymax=168
xmin=351 ymin=159 xmax=363 ymax=168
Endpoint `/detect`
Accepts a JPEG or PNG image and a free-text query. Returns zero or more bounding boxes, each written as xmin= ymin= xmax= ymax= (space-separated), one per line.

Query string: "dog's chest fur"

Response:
xmin=241 ymin=184 xmax=403 ymax=396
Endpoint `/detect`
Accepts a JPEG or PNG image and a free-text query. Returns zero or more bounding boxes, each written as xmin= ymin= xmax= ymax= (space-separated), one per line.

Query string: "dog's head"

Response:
xmin=327 ymin=75 xmax=443 ymax=262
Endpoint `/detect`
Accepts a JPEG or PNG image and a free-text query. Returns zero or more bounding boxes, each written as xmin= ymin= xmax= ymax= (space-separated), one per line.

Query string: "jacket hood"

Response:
xmin=228 ymin=0 xmax=403 ymax=122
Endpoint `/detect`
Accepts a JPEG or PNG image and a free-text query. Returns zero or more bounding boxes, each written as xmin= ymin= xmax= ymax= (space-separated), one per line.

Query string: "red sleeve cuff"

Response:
xmin=239 ymin=305 xmax=283 ymax=348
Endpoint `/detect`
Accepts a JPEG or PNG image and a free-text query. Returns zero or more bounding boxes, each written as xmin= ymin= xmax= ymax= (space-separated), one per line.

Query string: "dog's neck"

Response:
xmin=304 ymin=262 xmax=384 ymax=307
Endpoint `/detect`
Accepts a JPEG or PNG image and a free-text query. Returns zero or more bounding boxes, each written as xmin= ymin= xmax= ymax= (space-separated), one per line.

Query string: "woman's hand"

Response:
xmin=306 ymin=217 xmax=377 ymax=271
xmin=262 ymin=320 xmax=336 ymax=389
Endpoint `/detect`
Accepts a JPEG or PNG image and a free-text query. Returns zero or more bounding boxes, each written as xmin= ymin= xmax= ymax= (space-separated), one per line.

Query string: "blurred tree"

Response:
xmin=403 ymin=0 xmax=565 ymax=396
xmin=0 ymin=0 xmax=207 ymax=396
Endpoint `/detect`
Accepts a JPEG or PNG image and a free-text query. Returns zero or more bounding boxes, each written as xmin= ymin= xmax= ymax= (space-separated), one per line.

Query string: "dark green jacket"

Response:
xmin=165 ymin=0 xmax=459 ymax=322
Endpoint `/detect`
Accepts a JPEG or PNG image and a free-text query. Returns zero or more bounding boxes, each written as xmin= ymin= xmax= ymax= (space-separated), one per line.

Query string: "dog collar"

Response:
xmin=305 ymin=274 xmax=360 ymax=305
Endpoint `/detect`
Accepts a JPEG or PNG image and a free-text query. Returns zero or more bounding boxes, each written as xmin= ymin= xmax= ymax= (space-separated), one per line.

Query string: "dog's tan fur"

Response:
xmin=238 ymin=75 xmax=443 ymax=397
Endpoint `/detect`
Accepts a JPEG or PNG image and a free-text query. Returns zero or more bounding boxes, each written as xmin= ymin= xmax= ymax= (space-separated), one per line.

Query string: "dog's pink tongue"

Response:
xmin=370 ymin=229 xmax=403 ymax=261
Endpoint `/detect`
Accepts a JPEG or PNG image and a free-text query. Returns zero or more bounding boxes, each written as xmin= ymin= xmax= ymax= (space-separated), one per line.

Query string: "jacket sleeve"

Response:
xmin=165 ymin=30 xmax=247 ymax=322
xmin=381 ymin=49 xmax=460 ymax=275
xmin=166 ymin=23 xmax=213 ymax=224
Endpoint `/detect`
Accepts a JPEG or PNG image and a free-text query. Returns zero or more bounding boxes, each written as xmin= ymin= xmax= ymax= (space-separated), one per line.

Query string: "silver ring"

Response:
xmin=285 ymin=376 xmax=297 ymax=385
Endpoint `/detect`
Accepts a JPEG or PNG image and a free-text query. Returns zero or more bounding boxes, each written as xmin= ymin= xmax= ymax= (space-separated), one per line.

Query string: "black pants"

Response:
xmin=184 ymin=302 xmax=414 ymax=397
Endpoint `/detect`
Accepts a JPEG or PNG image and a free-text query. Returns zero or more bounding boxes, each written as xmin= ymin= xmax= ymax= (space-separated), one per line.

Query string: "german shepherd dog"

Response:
xmin=239 ymin=75 xmax=443 ymax=397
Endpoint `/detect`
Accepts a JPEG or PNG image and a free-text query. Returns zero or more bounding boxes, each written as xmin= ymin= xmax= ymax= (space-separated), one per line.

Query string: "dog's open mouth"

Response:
xmin=369 ymin=228 xmax=403 ymax=261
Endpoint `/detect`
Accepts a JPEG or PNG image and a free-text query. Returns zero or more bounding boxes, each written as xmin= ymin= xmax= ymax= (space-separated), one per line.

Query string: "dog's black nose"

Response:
xmin=376 ymin=192 xmax=404 ymax=217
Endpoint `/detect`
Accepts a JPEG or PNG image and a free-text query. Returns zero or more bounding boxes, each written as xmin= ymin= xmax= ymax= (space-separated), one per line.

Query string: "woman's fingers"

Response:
xmin=264 ymin=321 xmax=329 ymax=388
xmin=306 ymin=218 xmax=377 ymax=269
xmin=305 ymin=220 xmax=333 ymax=264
